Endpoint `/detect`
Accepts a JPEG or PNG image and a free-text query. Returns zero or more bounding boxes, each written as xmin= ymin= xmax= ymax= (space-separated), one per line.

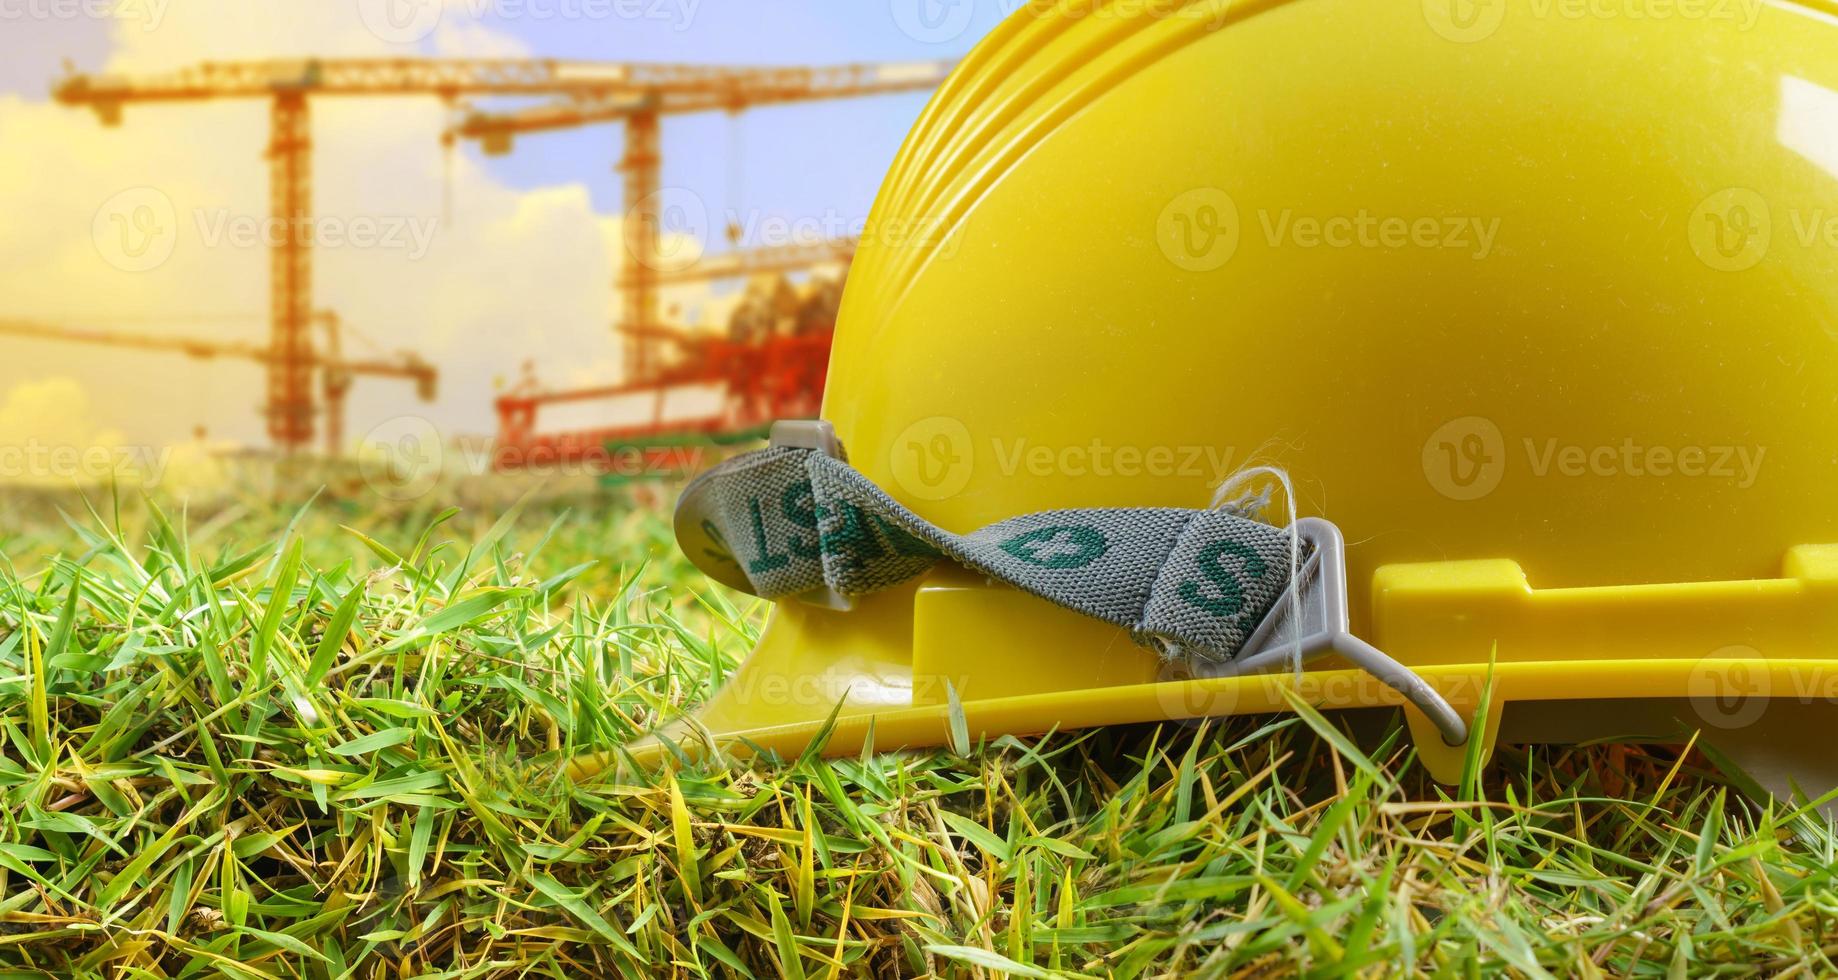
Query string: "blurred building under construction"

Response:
xmin=49 ymin=56 xmax=951 ymax=467
xmin=492 ymin=269 xmax=845 ymax=470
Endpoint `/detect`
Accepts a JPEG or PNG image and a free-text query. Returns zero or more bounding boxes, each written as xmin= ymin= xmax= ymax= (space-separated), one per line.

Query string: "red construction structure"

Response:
xmin=492 ymin=329 xmax=831 ymax=472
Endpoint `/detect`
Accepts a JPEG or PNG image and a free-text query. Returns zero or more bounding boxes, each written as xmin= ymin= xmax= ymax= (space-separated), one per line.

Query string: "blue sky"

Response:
xmin=431 ymin=1 xmax=1010 ymax=225
xmin=5 ymin=1 xmax=1014 ymax=247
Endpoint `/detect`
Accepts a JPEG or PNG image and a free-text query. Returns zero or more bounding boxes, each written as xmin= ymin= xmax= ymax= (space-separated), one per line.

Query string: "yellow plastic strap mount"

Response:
xmin=767 ymin=420 xmax=854 ymax=612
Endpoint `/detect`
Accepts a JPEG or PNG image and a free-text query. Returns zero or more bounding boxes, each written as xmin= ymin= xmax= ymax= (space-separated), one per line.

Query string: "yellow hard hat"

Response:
xmin=591 ymin=0 xmax=1838 ymax=788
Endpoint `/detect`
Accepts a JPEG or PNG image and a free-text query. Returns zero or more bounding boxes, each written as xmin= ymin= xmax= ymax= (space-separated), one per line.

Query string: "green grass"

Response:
xmin=1 ymin=484 xmax=1835 ymax=978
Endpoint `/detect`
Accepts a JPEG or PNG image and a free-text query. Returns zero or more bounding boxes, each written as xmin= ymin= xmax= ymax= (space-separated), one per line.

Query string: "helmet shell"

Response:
xmin=832 ymin=0 xmax=1838 ymax=618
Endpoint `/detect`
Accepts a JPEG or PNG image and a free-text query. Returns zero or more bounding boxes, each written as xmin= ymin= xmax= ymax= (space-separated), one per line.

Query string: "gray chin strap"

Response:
xmin=674 ymin=420 xmax=1469 ymax=748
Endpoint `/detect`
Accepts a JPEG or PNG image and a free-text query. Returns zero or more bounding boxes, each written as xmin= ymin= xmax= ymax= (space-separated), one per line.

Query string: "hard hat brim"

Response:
xmin=572 ymin=549 xmax=1838 ymax=787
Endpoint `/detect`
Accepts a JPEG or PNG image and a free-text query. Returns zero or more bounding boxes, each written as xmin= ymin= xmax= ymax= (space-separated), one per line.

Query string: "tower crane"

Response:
xmin=448 ymin=59 xmax=955 ymax=380
xmin=0 ymin=313 xmax=436 ymax=456
xmin=52 ymin=57 xmax=878 ymax=454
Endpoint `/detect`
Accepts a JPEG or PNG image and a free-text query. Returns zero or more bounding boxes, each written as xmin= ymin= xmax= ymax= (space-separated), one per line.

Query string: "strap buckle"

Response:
xmin=1202 ymin=517 xmax=1468 ymax=747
